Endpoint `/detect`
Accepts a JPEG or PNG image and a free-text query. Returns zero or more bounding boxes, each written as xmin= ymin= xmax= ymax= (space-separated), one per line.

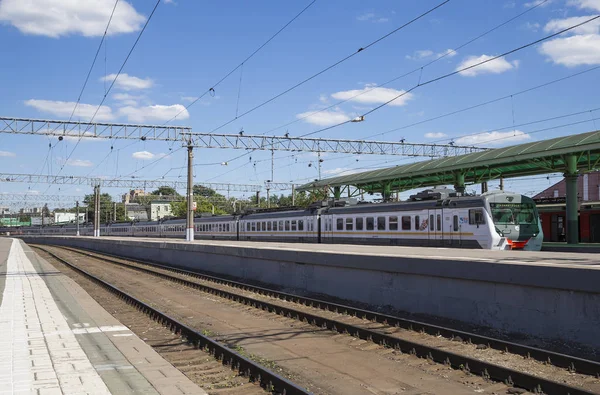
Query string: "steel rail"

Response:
xmin=49 ymin=244 xmax=599 ymax=395
xmin=33 ymin=245 xmax=311 ymax=395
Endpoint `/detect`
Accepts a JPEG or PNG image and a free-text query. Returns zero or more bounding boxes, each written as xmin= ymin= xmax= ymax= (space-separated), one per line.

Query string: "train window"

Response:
xmin=291 ymin=220 xmax=297 ymax=231
xmin=401 ymin=216 xmax=411 ymax=231
xmin=377 ymin=217 xmax=386 ymax=231
xmin=345 ymin=218 xmax=353 ymax=231
xmin=337 ymin=218 xmax=344 ymax=231
xmin=366 ymin=217 xmax=374 ymax=231
xmin=267 ymin=222 xmax=272 ymax=231
xmin=251 ymin=222 xmax=256 ymax=232
xmin=429 ymin=215 xmax=434 ymax=231
xmin=285 ymin=221 xmax=290 ymax=231
xmin=453 ymin=215 xmax=459 ymax=232
xmin=469 ymin=209 xmax=485 ymax=225
xmin=437 ymin=214 xmax=442 ymax=231
xmin=415 ymin=215 xmax=420 ymax=231
xmin=218 ymin=224 xmax=222 ymax=232
xmin=298 ymin=220 xmax=304 ymax=231
xmin=389 ymin=216 xmax=398 ymax=231
xmin=279 ymin=220 xmax=284 ymax=231
xmin=273 ymin=221 xmax=278 ymax=231
xmin=356 ymin=217 xmax=364 ymax=230
xmin=263 ymin=222 xmax=267 ymax=231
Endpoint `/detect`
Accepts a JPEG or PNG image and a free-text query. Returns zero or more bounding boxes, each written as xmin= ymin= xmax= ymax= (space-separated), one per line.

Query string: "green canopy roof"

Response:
xmin=297 ymin=130 xmax=600 ymax=193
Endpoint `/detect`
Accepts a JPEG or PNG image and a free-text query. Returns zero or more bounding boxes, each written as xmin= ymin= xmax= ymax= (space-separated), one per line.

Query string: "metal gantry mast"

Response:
xmin=1 ymin=116 xmax=489 ymax=241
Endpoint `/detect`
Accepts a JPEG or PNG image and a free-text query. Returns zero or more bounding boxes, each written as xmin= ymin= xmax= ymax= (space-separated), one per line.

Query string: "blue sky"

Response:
xmin=1 ymin=0 xmax=600 ymax=203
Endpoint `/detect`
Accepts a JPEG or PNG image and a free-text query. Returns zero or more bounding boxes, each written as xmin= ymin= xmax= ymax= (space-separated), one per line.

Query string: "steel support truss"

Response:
xmin=0 ymin=173 xmax=262 ymax=192
xmin=0 ymin=117 xmax=486 ymax=158
xmin=183 ymin=132 xmax=485 ymax=157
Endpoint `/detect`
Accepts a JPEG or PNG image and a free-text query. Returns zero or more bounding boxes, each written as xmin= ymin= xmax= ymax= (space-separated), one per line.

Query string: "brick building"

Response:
xmin=533 ymin=171 xmax=600 ymax=243
xmin=534 ymin=171 xmax=600 ymax=201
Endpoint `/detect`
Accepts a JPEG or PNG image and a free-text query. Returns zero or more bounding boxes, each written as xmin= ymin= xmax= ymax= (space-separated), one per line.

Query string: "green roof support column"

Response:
xmin=382 ymin=182 xmax=392 ymax=202
xmin=333 ymin=186 xmax=341 ymax=200
xmin=454 ymin=172 xmax=465 ymax=194
xmin=564 ymin=154 xmax=579 ymax=244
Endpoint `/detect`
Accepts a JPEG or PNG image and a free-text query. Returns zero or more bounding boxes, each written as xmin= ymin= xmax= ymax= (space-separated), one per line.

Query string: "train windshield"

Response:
xmin=490 ymin=202 xmax=537 ymax=225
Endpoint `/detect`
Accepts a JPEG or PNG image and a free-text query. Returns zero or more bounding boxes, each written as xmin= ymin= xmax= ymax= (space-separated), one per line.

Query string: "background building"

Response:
xmin=534 ymin=171 xmax=600 ymax=243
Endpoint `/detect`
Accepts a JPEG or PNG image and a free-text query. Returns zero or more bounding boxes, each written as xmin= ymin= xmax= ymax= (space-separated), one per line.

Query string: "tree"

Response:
xmin=151 ymin=186 xmax=178 ymax=197
xmin=83 ymin=193 xmax=126 ymax=223
xmin=42 ymin=203 xmax=51 ymax=218
xmin=194 ymin=185 xmax=217 ymax=198
xmin=170 ymin=196 xmax=228 ymax=218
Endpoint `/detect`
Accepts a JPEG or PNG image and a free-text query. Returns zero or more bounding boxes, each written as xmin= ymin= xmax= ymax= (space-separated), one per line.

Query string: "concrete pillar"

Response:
xmin=382 ymin=183 xmax=392 ymax=202
xmin=564 ymin=154 xmax=579 ymax=244
xmin=454 ymin=172 xmax=465 ymax=194
xmin=481 ymin=181 xmax=488 ymax=194
xmin=333 ymin=186 xmax=341 ymax=200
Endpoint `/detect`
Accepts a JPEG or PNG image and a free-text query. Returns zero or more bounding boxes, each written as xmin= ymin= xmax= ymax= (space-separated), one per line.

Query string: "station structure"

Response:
xmin=298 ymin=130 xmax=600 ymax=244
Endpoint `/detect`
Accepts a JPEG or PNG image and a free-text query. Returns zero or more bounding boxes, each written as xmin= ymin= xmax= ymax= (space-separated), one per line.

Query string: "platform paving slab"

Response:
xmin=0 ymin=238 xmax=206 ymax=395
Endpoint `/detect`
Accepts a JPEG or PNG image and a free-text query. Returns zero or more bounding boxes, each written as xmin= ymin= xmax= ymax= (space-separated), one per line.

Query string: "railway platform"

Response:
xmin=0 ymin=238 xmax=205 ymax=395
xmin=15 ymin=235 xmax=600 ymax=356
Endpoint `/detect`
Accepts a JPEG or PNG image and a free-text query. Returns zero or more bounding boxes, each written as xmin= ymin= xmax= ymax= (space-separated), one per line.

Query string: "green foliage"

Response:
xmin=150 ymin=186 xmax=178 ymax=197
xmin=82 ymin=193 xmax=126 ymax=223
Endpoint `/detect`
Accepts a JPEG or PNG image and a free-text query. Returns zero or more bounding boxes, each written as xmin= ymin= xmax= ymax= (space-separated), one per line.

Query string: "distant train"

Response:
xmin=7 ymin=189 xmax=544 ymax=251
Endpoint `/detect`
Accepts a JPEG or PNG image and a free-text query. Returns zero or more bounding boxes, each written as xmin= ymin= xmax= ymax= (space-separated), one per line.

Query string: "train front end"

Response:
xmin=485 ymin=192 xmax=543 ymax=251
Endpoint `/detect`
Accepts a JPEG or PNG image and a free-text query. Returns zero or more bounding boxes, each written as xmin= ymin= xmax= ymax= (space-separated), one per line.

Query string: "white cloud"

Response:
xmin=406 ymin=49 xmax=433 ymax=60
xmin=66 ymin=159 xmax=93 ymax=167
xmin=0 ymin=0 xmax=145 ymax=38
xmin=424 ymin=132 xmax=447 ymax=138
xmin=539 ymin=34 xmax=600 ymax=66
xmin=407 ymin=49 xmax=456 ymax=61
xmin=524 ymin=0 xmax=552 ymax=7
xmin=331 ymin=85 xmax=413 ymax=107
xmin=543 ymin=16 xmax=600 ymax=35
xmin=0 ymin=151 xmax=16 ymax=157
xmin=357 ymin=13 xmax=375 ymax=21
xmin=524 ymin=22 xmax=541 ymax=32
xmin=296 ymin=110 xmax=351 ymax=126
xmin=113 ymin=93 xmax=144 ymax=106
xmin=376 ymin=18 xmax=389 ymax=23
xmin=437 ymin=48 xmax=457 ymax=58
xmin=568 ymin=0 xmax=600 ymax=12
xmin=455 ymin=130 xmax=531 ymax=146
xmin=25 ymin=99 xmax=114 ymax=121
xmin=119 ymin=104 xmax=189 ymax=123
xmin=132 ymin=151 xmax=170 ymax=160
xmin=101 ymin=73 xmax=153 ymax=91
xmin=456 ymin=55 xmax=519 ymax=77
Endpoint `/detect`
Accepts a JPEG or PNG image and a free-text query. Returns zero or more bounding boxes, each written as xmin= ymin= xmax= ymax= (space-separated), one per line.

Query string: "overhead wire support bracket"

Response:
xmin=0 ymin=173 xmax=262 ymax=192
xmin=181 ymin=132 xmax=487 ymax=157
xmin=0 ymin=117 xmax=191 ymax=141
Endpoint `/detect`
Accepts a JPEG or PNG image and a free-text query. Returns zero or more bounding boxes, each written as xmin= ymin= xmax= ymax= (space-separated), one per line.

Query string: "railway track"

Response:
xmin=32 ymin=245 xmax=310 ymax=395
xmin=36 ymin=244 xmax=600 ymax=395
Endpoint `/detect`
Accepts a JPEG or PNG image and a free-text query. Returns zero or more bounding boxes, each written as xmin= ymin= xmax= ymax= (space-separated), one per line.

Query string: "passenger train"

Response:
xmin=6 ymin=189 xmax=544 ymax=250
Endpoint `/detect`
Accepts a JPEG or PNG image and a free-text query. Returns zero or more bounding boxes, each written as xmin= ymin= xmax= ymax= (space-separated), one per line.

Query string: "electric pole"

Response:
xmin=186 ymin=142 xmax=194 ymax=241
xmin=113 ymin=202 xmax=117 ymax=222
xmin=76 ymin=201 xmax=80 ymax=236
xmin=94 ymin=184 xmax=100 ymax=237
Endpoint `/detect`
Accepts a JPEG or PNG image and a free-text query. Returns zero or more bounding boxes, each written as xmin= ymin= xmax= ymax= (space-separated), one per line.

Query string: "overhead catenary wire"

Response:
xmin=207 ymin=0 xmax=452 ymax=134
xmin=364 ymin=64 xmax=600 ymax=141
xmin=206 ymin=0 xmax=555 ymax=174
xmin=259 ymin=0 xmax=550 ymax=137
xmin=163 ymin=0 xmax=318 ymax=125
xmin=46 ymin=0 xmax=162 ymax=194
xmin=296 ymin=14 xmax=600 ymax=139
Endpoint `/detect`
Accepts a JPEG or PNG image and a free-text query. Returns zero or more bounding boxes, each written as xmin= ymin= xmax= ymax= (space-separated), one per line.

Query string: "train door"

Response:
xmin=428 ymin=209 xmax=444 ymax=246
xmin=321 ymin=214 xmax=334 ymax=243
xmin=448 ymin=210 xmax=462 ymax=247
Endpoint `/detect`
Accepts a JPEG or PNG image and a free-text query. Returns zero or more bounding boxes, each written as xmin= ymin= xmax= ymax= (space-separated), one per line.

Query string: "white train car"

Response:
xmin=14 ymin=189 xmax=543 ymax=251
